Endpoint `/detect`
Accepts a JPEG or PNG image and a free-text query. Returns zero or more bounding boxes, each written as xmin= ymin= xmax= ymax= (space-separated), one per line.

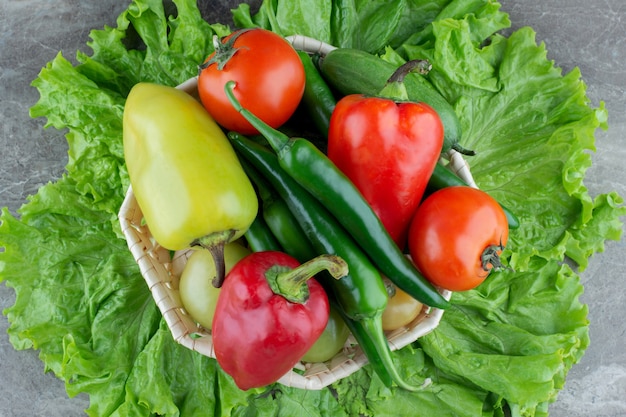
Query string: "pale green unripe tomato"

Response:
xmin=179 ymin=242 xmax=251 ymax=330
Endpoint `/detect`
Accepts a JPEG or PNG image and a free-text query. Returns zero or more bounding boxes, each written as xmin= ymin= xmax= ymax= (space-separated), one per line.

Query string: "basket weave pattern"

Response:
xmin=118 ymin=77 xmax=457 ymax=390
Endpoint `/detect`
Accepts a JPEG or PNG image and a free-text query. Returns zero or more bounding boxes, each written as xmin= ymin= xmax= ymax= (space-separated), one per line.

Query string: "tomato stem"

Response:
xmin=481 ymin=242 xmax=507 ymax=273
xmin=199 ymin=29 xmax=252 ymax=72
xmin=267 ymin=254 xmax=348 ymax=304
xmin=382 ymin=277 xmax=397 ymax=298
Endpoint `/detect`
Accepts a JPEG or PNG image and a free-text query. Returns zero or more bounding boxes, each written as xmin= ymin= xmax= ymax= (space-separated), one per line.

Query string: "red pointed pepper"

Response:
xmin=211 ymin=251 xmax=348 ymax=390
xmin=328 ymin=60 xmax=444 ymax=249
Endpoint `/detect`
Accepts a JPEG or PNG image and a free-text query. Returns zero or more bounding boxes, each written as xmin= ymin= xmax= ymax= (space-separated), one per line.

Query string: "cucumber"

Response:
xmin=319 ymin=48 xmax=473 ymax=155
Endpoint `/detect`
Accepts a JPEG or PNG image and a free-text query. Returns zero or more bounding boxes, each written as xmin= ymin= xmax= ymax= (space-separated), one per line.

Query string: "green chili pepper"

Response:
xmin=224 ymin=81 xmax=449 ymax=310
xmin=229 ymin=132 xmax=420 ymax=391
xmin=329 ymin=298 xmax=394 ymax=387
xmin=427 ymin=164 xmax=521 ymax=230
xmin=297 ymin=51 xmax=337 ymax=137
xmin=248 ymin=164 xmax=317 ymax=264
xmin=244 ymin=213 xmax=282 ymax=253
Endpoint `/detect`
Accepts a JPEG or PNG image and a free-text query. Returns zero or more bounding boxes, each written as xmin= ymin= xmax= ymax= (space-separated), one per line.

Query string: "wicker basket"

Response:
xmin=117 ymin=75 xmax=476 ymax=390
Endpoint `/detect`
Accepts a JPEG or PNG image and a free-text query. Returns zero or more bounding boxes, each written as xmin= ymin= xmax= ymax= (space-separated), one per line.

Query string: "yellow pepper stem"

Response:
xmin=193 ymin=229 xmax=237 ymax=288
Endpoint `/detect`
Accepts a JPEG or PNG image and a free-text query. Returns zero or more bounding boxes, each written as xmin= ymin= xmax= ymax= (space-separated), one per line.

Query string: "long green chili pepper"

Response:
xmin=427 ymin=164 xmax=521 ymax=230
xmin=297 ymin=51 xmax=337 ymax=137
xmin=328 ymin=299 xmax=394 ymax=387
xmin=244 ymin=212 xmax=282 ymax=253
xmin=229 ymin=132 xmax=420 ymax=391
xmin=243 ymin=160 xmax=317 ymax=263
xmin=224 ymin=81 xmax=449 ymax=310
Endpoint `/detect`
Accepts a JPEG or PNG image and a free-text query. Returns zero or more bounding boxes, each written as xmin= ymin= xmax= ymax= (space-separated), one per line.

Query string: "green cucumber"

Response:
xmin=319 ymin=48 xmax=473 ymax=156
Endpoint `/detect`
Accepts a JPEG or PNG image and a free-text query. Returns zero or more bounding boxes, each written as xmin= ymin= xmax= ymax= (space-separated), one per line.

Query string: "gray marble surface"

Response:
xmin=1 ymin=1 xmax=624 ymax=416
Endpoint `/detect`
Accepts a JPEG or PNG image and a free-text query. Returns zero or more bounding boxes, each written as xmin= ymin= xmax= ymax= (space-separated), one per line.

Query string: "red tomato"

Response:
xmin=198 ymin=28 xmax=305 ymax=134
xmin=408 ymin=186 xmax=509 ymax=292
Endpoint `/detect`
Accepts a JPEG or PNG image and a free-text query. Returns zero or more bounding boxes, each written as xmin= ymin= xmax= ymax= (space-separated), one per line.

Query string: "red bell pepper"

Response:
xmin=211 ymin=251 xmax=348 ymax=390
xmin=327 ymin=60 xmax=444 ymax=249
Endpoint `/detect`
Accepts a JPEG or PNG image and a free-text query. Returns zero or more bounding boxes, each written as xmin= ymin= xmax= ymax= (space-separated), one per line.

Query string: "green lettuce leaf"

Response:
xmin=420 ymin=260 xmax=589 ymax=416
xmin=232 ymin=0 xmax=453 ymax=53
xmin=1 ymin=0 xmax=624 ymax=416
xmin=0 ymin=178 xmax=162 ymax=417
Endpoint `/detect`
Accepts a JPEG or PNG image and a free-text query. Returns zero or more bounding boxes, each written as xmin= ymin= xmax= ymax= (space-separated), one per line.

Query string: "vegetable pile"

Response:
xmin=1 ymin=0 xmax=625 ymax=416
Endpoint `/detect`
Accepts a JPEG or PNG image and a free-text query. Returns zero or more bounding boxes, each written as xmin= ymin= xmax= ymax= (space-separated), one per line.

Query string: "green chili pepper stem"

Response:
xmin=224 ymin=83 xmax=449 ymax=310
xmin=226 ymin=80 xmax=291 ymax=154
xmin=267 ymin=254 xmax=348 ymax=304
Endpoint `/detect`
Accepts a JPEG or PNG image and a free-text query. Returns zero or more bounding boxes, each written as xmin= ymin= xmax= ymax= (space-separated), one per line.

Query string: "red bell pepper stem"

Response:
xmin=267 ymin=254 xmax=348 ymax=303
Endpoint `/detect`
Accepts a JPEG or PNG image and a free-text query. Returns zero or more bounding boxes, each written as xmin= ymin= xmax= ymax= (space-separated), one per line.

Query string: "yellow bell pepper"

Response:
xmin=123 ymin=82 xmax=258 ymax=286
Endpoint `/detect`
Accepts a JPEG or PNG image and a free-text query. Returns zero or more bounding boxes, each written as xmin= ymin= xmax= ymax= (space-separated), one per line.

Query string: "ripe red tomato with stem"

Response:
xmin=198 ymin=28 xmax=305 ymax=134
xmin=408 ymin=186 xmax=509 ymax=292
